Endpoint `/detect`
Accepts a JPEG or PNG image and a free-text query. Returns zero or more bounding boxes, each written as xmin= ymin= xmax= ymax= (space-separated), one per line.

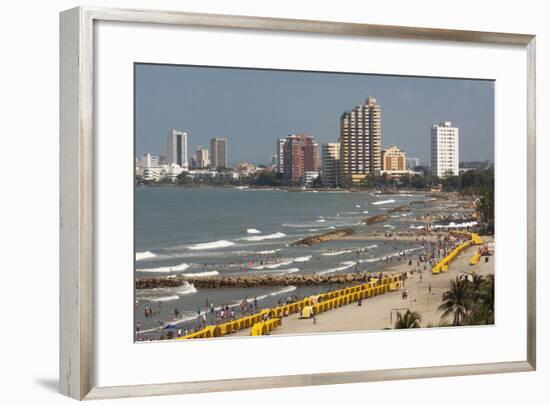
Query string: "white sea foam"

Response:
xmin=322 ymin=250 xmax=353 ymax=256
xmin=372 ymin=199 xmax=396 ymax=205
xmin=247 ymin=228 xmax=261 ymax=234
xmin=188 ymin=240 xmax=235 ymax=250
xmin=355 ymin=204 xmax=361 ymax=208
xmin=136 ymin=262 xmax=190 ymax=273
xmin=294 ymin=255 xmax=312 ymax=262
xmin=363 ymin=211 xmax=369 ymax=214
xmin=279 ymin=268 xmax=300 ymax=274
xmin=434 ymin=221 xmax=478 ymax=229
xmin=256 ymin=249 xmax=282 ymax=255
xmin=180 ymin=270 xmax=219 ymax=277
xmin=252 ymin=259 xmax=293 ymax=270
xmin=317 ymin=261 xmax=357 ymax=275
xmin=136 ymin=251 xmax=156 ymax=261
xmin=358 ymin=247 xmax=423 ymax=264
xmin=244 ymin=232 xmax=286 ymax=241
xmin=316 ymin=219 xmax=326 ymax=223
xmin=144 ymin=295 xmax=180 ymax=303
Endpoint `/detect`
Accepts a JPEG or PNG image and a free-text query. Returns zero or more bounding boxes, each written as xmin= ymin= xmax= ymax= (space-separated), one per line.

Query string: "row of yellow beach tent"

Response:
xmin=178 ymin=274 xmax=404 ymax=339
xmin=432 ymin=232 xmax=484 ymax=275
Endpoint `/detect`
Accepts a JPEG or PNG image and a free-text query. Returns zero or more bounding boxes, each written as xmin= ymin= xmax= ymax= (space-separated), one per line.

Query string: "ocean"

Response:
xmin=135 ymin=186 xmax=427 ymax=338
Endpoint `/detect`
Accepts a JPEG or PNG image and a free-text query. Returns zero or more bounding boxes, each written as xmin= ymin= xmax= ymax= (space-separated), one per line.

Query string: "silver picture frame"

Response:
xmin=59 ymin=6 xmax=537 ymax=400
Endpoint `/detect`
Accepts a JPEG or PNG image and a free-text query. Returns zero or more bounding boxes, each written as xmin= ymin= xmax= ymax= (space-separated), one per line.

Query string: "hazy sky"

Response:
xmin=135 ymin=64 xmax=494 ymax=165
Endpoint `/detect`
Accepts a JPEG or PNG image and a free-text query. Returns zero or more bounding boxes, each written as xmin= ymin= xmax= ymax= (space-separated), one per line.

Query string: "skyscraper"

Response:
xmin=340 ymin=96 xmax=382 ymax=183
xmin=276 ymin=138 xmax=286 ymax=174
xmin=321 ymin=142 xmax=341 ymax=187
xmin=167 ymin=129 xmax=188 ymax=169
xmin=193 ymin=146 xmax=210 ymax=168
xmin=431 ymin=121 xmax=459 ymax=178
xmin=382 ymin=145 xmax=407 ymax=171
xmin=282 ymin=134 xmax=318 ymax=185
xmin=210 ymin=138 xmax=228 ymax=169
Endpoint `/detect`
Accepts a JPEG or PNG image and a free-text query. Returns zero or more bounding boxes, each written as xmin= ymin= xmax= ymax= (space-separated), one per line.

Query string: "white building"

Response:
xmin=321 ymin=142 xmax=340 ymax=187
xmin=407 ymin=157 xmax=421 ymax=170
xmin=304 ymin=171 xmax=319 ymax=187
xmin=141 ymin=153 xmax=158 ymax=169
xmin=193 ymin=146 xmax=210 ymax=168
xmin=431 ymin=121 xmax=459 ymax=178
xmin=276 ymin=138 xmax=285 ymax=173
xmin=167 ymin=129 xmax=188 ymax=169
xmin=142 ymin=167 xmax=161 ymax=181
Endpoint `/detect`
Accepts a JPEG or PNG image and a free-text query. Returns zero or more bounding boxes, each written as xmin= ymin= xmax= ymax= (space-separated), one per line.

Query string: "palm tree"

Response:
xmin=394 ymin=310 xmax=422 ymax=329
xmin=438 ymin=276 xmax=472 ymax=326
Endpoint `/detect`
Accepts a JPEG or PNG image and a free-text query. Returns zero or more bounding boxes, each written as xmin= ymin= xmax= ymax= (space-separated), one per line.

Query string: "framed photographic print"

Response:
xmin=60 ymin=6 xmax=536 ymax=400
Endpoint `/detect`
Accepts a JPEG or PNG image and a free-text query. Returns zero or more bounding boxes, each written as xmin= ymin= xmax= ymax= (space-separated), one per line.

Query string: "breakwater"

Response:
xmin=291 ymin=228 xmax=354 ymax=246
xmin=363 ymin=214 xmax=390 ymax=225
xmin=136 ymin=272 xmax=374 ymax=290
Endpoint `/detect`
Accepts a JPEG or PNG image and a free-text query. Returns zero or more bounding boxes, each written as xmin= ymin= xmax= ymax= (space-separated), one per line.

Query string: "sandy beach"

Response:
xmin=231 ymin=236 xmax=494 ymax=336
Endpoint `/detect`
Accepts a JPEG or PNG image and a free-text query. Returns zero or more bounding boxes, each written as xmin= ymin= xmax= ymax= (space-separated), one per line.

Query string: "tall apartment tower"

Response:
xmin=194 ymin=146 xmax=210 ymax=168
xmin=321 ymin=142 xmax=341 ymax=188
xmin=431 ymin=121 xmax=459 ymax=178
xmin=382 ymin=145 xmax=407 ymax=171
xmin=167 ymin=129 xmax=188 ymax=169
xmin=282 ymin=134 xmax=318 ymax=185
xmin=340 ymin=96 xmax=382 ymax=183
xmin=210 ymin=138 xmax=228 ymax=169
xmin=276 ymin=138 xmax=286 ymax=173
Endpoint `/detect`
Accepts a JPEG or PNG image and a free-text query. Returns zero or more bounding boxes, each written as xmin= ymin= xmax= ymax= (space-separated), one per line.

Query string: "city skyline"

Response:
xmin=135 ymin=64 xmax=494 ymax=165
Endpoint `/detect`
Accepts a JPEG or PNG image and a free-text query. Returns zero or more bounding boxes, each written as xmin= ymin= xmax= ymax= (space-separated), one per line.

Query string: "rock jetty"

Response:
xmin=136 ymin=272 xmax=374 ymax=290
xmin=291 ymin=228 xmax=354 ymax=246
xmin=363 ymin=214 xmax=390 ymax=225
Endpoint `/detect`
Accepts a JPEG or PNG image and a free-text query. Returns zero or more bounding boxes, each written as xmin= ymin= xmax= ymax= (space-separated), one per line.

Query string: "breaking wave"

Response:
xmin=372 ymin=199 xmax=396 ymax=205
xmin=244 ymin=232 xmax=286 ymax=242
xmin=247 ymin=228 xmax=261 ymax=234
xmin=188 ymin=240 xmax=235 ymax=250
xmin=136 ymin=251 xmax=156 ymax=261
xmin=317 ymin=261 xmax=357 ymax=275
xmin=136 ymin=262 xmax=190 ymax=273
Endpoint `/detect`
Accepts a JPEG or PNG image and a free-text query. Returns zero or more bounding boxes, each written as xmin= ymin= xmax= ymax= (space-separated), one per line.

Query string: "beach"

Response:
xmin=134 ymin=186 xmax=493 ymax=340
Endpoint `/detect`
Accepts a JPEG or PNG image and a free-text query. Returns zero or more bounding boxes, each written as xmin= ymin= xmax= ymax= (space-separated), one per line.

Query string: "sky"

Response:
xmin=135 ymin=63 xmax=494 ymax=166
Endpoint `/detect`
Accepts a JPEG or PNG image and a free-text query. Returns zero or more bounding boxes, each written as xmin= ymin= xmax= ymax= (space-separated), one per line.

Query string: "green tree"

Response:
xmin=394 ymin=310 xmax=422 ymax=329
xmin=438 ymin=276 xmax=472 ymax=326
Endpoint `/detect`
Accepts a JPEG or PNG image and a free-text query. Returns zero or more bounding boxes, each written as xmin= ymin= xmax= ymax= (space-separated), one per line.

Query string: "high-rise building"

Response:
xmin=141 ymin=153 xmax=158 ymax=168
xmin=167 ymin=129 xmax=188 ymax=169
xmin=276 ymin=138 xmax=286 ymax=173
xmin=382 ymin=145 xmax=407 ymax=171
xmin=407 ymin=157 xmax=421 ymax=170
xmin=431 ymin=121 xmax=459 ymax=178
xmin=193 ymin=146 xmax=210 ymax=168
xmin=321 ymin=142 xmax=341 ymax=188
xmin=282 ymin=134 xmax=318 ymax=185
xmin=340 ymin=96 xmax=382 ymax=183
xmin=210 ymin=138 xmax=228 ymax=169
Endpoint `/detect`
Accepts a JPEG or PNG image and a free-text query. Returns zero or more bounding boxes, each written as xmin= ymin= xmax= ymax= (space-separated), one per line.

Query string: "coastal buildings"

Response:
xmin=407 ymin=157 xmax=421 ymax=170
xmin=276 ymin=138 xmax=285 ymax=174
xmin=340 ymin=96 xmax=382 ymax=183
xmin=382 ymin=145 xmax=407 ymax=171
xmin=321 ymin=142 xmax=341 ymax=187
xmin=141 ymin=153 xmax=158 ymax=169
xmin=167 ymin=129 xmax=188 ymax=169
xmin=192 ymin=146 xmax=210 ymax=169
xmin=281 ymin=134 xmax=319 ymax=185
xmin=210 ymin=138 xmax=228 ymax=169
xmin=234 ymin=162 xmax=258 ymax=176
xmin=431 ymin=121 xmax=459 ymax=178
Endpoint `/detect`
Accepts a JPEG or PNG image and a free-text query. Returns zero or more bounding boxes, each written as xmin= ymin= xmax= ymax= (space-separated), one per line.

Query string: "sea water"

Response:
xmin=134 ymin=187 xmax=427 ymax=338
